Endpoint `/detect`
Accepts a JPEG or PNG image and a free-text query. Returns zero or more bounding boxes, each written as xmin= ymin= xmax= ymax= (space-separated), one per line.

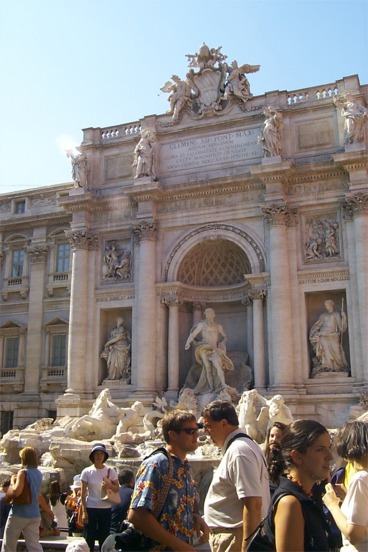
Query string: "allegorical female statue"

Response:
xmin=101 ymin=317 xmax=131 ymax=380
xmin=309 ymin=299 xmax=348 ymax=376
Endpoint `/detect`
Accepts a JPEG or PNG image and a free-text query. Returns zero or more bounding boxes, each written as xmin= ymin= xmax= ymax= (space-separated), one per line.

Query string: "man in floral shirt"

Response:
xmin=128 ymin=410 xmax=209 ymax=551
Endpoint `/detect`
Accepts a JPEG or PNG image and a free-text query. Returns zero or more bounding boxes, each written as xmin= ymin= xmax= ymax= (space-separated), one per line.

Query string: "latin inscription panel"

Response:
xmin=161 ymin=129 xmax=262 ymax=174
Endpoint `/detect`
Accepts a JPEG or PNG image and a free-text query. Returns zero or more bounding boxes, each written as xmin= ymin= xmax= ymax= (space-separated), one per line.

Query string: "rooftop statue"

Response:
xmin=258 ymin=106 xmax=283 ymax=157
xmin=334 ymin=93 xmax=368 ymax=144
xmin=160 ymin=43 xmax=260 ymax=124
xmin=66 ymin=148 xmax=88 ymax=189
xmin=132 ymin=129 xmax=159 ymax=180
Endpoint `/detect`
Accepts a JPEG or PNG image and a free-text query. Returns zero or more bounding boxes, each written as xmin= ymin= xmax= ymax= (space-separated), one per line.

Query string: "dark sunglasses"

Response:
xmin=176 ymin=427 xmax=200 ymax=435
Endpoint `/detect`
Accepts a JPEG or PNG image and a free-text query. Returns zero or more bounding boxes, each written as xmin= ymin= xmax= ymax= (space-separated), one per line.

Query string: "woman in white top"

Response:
xmin=80 ymin=443 xmax=118 ymax=552
xmin=323 ymin=420 xmax=368 ymax=552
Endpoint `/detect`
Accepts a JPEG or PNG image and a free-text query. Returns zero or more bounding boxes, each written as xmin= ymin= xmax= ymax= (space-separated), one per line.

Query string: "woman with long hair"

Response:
xmin=323 ymin=420 xmax=368 ymax=552
xmin=265 ymin=419 xmax=335 ymax=551
xmin=1 ymin=446 xmax=43 ymax=552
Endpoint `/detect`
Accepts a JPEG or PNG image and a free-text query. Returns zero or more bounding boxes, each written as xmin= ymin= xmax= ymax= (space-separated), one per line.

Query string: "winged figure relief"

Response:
xmin=160 ymin=73 xmax=197 ymax=121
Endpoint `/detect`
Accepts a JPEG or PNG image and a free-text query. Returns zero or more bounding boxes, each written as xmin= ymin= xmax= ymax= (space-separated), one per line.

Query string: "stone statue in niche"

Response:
xmin=334 ymin=93 xmax=368 ymax=144
xmin=132 ymin=129 xmax=159 ymax=180
xmin=102 ymin=242 xmax=131 ymax=280
xmin=258 ymin=106 xmax=283 ymax=157
xmin=304 ymin=217 xmax=339 ymax=263
xmin=101 ymin=317 xmax=131 ymax=381
xmin=66 ymin=148 xmax=88 ymax=189
xmin=309 ymin=299 xmax=349 ymax=377
xmin=185 ymin=308 xmax=234 ymax=394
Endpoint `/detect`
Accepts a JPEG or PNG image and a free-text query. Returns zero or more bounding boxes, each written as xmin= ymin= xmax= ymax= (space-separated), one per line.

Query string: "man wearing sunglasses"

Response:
xmin=128 ymin=410 xmax=209 ymax=551
xmin=202 ymin=400 xmax=270 ymax=552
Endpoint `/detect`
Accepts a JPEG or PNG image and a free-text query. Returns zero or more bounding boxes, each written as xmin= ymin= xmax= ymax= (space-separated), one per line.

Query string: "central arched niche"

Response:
xmin=173 ymin=238 xmax=254 ymax=390
xmin=177 ymin=238 xmax=251 ymax=286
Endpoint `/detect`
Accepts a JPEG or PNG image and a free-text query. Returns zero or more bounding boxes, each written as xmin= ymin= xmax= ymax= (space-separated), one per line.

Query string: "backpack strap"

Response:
xmin=143 ymin=447 xmax=174 ymax=519
xmin=225 ymin=432 xmax=252 ymax=452
xmin=244 ymin=493 xmax=290 ymax=544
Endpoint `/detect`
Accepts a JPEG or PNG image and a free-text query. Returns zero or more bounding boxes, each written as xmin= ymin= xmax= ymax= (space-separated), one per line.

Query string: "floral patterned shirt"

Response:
xmin=130 ymin=449 xmax=196 ymax=551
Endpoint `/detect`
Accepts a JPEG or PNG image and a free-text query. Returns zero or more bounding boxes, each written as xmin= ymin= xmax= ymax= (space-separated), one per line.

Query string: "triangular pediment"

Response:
xmin=45 ymin=317 xmax=69 ymax=327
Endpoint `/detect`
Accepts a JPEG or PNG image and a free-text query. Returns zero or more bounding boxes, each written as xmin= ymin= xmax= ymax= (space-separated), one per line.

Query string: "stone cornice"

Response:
xmin=157 ymin=280 xmax=250 ymax=303
xmin=297 ymin=267 xmax=350 ymax=284
xmin=95 ymin=288 xmax=135 ymax=302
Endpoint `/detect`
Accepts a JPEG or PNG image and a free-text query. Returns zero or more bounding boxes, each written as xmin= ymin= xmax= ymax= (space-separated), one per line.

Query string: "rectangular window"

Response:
xmin=11 ymin=249 xmax=24 ymax=277
xmin=51 ymin=335 xmax=66 ymax=366
xmin=4 ymin=337 xmax=19 ymax=368
xmin=15 ymin=201 xmax=25 ymax=214
xmin=56 ymin=243 xmax=70 ymax=273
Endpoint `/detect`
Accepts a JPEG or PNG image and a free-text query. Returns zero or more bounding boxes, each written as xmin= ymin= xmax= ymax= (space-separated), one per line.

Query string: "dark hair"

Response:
xmin=49 ymin=480 xmax=61 ymax=507
xmin=161 ymin=410 xmax=197 ymax=444
xmin=265 ymin=443 xmax=286 ymax=484
xmin=1 ymin=479 xmax=11 ymax=489
xmin=202 ymin=400 xmax=239 ymax=426
xmin=266 ymin=422 xmax=287 ymax=444
xmin=118 ymin=469 xmax=134 ymax=486
xmin=335 ymin=421 xmax=368 ymax=461
xmin=281 ymin=419 xmax=328 ymax=468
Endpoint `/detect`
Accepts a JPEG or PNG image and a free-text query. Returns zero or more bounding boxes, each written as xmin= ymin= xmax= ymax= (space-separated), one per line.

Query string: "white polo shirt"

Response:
xmin=204 ymin=429 xmax=271 ymax=528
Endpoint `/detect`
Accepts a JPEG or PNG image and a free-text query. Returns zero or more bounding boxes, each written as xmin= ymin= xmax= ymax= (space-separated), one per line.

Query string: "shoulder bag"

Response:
xmin=8 ymin=471 xmax=32 ymax=505
xmin=100 ymin=468 xmax=121 ymax=505
xmin=115 ymin=447 xmax=174 ymax=552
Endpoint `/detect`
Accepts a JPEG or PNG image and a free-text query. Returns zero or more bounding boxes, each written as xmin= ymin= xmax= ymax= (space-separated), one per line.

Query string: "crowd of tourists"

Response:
xmin=0 ymin=402 xmax=367 ymax=552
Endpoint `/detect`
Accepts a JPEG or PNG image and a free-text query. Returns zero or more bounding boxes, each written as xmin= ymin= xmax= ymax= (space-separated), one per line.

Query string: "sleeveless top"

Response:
xmin=264 ymin=476 xmax=334 ymax=551
xmin=12 ymin=467 xmax=42 ymax=518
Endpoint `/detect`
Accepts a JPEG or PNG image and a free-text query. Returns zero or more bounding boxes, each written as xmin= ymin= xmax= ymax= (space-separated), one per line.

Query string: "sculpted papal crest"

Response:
xmin=159 ymin=43 xmax=260 ymax=126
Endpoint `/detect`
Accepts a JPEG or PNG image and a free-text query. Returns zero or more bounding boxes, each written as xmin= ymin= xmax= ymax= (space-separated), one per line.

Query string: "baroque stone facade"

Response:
xmin=0 ymin=45 xmax=367 ymax=431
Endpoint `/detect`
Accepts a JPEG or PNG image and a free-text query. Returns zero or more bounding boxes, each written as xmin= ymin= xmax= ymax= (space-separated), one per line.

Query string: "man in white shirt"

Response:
xmin=202 ymin=400 xmax=270 ymax=552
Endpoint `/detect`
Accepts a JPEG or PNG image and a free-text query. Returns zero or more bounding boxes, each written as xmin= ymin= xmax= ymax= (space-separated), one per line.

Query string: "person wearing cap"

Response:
xmin=80 ymin=444 xmax=118 ymax=551
xmin=66 ymin=475 xmax=83 ymax=537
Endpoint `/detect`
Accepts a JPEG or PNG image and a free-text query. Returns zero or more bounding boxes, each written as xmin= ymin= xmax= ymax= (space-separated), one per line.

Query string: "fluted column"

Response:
xmin=165 ymin=297 xmax=181 ymax=396
xmin=133 ymin=220 xmax=158 ymax=394
xmin=262 ymin=203 xmax=297 ymax=389
xmin=24 ymin=244 xmax=48 ymax=394
xmin=342 ymin=192 xmax=368 ymax=379
xmin=249 ymin=286 xmax=267 ymax=391
xmin=65 ymin=229 xmax=97 ymax=394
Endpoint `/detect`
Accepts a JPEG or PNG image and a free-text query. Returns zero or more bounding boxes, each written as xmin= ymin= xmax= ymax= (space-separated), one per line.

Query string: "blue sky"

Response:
xmin=0 ymin=0 xmax=367 ymax=194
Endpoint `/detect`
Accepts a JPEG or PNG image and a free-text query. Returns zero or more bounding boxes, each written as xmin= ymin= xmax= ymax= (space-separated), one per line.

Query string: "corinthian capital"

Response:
xmin=262 ymin=202 xmax=298 ymax=226
xmin=133 ymin=220 xmax=158 ymax=243
xmin=26 ymin=244 xmax=48 ymax=263
xmin=340 ymin=192 xmax=368 ymax=219
xmin=248 ymin=285 xmax=268 ymax=301
xmin=65 ymin=229 xmax=98 ymax=250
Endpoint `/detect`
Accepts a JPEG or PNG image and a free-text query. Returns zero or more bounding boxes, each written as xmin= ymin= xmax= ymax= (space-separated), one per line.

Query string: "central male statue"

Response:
xmin=185 ymin=308 xmax=234 ymax=394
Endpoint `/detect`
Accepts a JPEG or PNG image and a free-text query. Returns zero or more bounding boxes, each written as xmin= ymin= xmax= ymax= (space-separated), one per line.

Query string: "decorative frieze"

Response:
xmin=26 ymin=244 xmax=48 ymax=263
xmin=303 ymin=215 xmax=342 ymax=264
xmin=298 ymin=268 xmax=350 ymax=284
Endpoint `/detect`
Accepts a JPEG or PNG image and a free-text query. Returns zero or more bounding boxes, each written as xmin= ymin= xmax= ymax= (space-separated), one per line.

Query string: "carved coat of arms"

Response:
xmin=160 ymin=43 xmax=260 ymax=126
